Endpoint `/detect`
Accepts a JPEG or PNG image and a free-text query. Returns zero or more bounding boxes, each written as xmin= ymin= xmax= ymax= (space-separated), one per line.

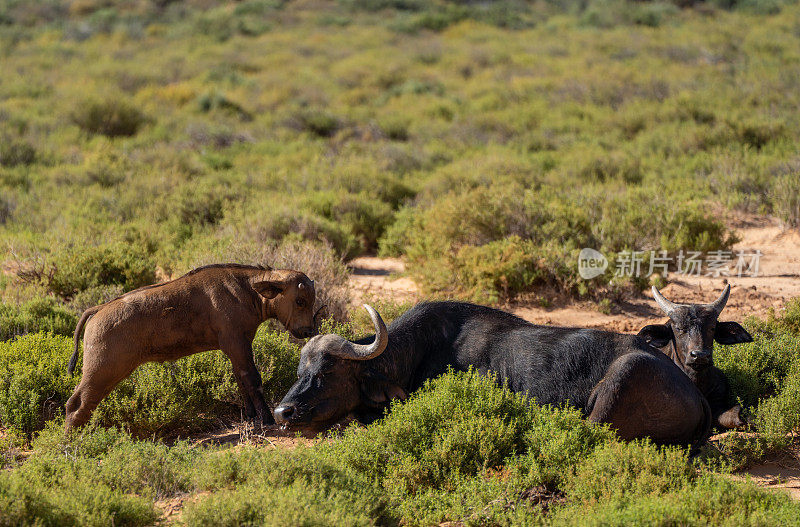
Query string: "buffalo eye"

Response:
xmin=296 ymin=298 xmax=306 ymax=308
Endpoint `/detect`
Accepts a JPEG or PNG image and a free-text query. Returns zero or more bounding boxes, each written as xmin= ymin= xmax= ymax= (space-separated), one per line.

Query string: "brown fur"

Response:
xmin=65 ymin=263 xmax=316 ymax=430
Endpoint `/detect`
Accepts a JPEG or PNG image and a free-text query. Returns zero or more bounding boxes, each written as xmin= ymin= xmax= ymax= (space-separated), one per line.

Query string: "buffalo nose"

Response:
xmin=273 ymin=404 xmax=295 ymax=424
xmin=690 ymin=350 xmax=710 ymax=360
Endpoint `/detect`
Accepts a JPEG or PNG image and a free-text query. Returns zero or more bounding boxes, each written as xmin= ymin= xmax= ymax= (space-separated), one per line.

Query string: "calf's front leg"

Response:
xmin=219 ymin=334 xmax=274 ymax=425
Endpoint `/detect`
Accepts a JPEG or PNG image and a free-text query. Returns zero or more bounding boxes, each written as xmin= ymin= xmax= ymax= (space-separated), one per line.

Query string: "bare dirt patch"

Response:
xmin=348 ymin=256 xmax=419 ymax=305
xmin=155 ymin=492 xmax=207 ymax=525
xmin=710 ymin=433 xmax=800 ymax=502
xmin=166 ymin=421 xmax=315 ymax=450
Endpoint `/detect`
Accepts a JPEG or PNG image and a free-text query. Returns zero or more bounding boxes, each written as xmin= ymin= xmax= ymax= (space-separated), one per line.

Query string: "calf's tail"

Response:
xmin=69 ymin=306 xmax=101 ymax=375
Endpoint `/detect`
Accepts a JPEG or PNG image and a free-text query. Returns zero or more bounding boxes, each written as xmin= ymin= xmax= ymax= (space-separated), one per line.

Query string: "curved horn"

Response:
xmin=330 ymin=304 xmax=388 ymax=361
xmin=652 ymin=286 xmax=677 ymax=317
xmin=707 ymin=284 xmax=730 ymax=315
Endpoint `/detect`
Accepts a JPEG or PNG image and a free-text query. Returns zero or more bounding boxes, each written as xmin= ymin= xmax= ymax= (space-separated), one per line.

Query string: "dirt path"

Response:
xmin=348 ymin=256 xmax=419 ymax=305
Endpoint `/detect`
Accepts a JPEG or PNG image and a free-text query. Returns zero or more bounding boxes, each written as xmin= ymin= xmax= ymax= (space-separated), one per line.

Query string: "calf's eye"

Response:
xmin=296 ymin=298 xmax=306 ymax=307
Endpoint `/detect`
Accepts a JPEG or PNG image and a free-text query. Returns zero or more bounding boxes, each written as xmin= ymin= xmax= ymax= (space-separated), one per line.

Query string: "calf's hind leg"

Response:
xmin=65 ymin=351 xmax=138 ymax=430
xmin=587 ymin=352 xmax=711 ymax=448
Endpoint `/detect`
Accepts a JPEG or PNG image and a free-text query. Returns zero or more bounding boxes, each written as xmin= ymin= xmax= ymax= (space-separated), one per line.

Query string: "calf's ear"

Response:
xmin=715 ymin=321 xmax=753 ymax=345
xmin=360 ymin=371 xmax=407 ymax=407
xmin=253 ymin=280 xmax=284 ymax=299
xmin=638 ymin=324 xmax=673 ymax=347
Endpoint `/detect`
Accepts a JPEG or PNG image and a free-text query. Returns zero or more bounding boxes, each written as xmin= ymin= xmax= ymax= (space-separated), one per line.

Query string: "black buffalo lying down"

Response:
xmin=274 ymin=301 xmax=712 ymax=448
xmin=639 ymin=285 xmax=753 ymax=430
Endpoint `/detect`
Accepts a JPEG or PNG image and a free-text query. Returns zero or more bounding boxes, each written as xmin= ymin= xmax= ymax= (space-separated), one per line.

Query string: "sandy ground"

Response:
xmin=710 ymin=432 xmax=800 ymax=502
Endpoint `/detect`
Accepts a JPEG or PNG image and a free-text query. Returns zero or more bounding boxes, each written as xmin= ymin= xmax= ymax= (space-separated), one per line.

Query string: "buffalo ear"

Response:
xmin=715 ymin=321 xmax=753 ymax=345
xmin=638 ymin=324 xmax=673 ymax=348
xmin=253 ymin=280 xmax=284 ymax=300
xmin=360 ymin=371 xmax=407 ymax=407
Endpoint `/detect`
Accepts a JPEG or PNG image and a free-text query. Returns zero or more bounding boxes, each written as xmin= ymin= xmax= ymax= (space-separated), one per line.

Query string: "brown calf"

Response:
xmin=66 ymin=263 xmax=316 ymax=430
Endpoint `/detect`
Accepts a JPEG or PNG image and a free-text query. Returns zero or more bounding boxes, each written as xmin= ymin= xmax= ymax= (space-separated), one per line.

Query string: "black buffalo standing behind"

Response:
xmin=274 ymin=301 xmax=712 ymax=448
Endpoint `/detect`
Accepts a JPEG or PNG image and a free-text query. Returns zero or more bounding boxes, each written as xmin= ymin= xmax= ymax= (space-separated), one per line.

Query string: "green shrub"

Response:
xmin=772 ymin=172 xmax=800 ymax=229
xmin=0 ymin=139 xmax=36 ymax=167
xmin=553 ymin=473 xmax=800 ymax=526
xmin=0 ymin=423 xmax=197 ymax=526
xmin=83 ymin=145 xmax=131 ymax=187
xmin=289 ymin=109 xmax=342 ymax=138
xmin=45 ymin=242 xmax=157 ymax=299
xmin=184 ymin=370 xmax=617 ymax=526
xmin=383 ymin=183 xmax=732 ymax=301
xmin=630 ymin=1 xmax=679 ymax=27
xmin=565 ymin=441 xmax=695 ymax=503
xmin=70 ymin=98 xmax=147 ymax=137
xmin=0 ymin=297 xmax=77 ymax=340
xmin=450 ymin=236 xmax=546 ymax=303
xmin=0 ymin=333 xmax=76 ymax=439
xmin=714 ymin=300 xmax=800 ymax=452
xmin=322 ymin=370 xmax=615 ymax=525
xmin=0 ymin=193 xmax=14 ymax=224
xmin=247 ymin=207 xmax=362 ymax=259
xmin=196 ymin=91 xmax=252 ymax=121
xmin=185 ymin=446 xmax=385 ymax=527
xmin=303 ymin=191 xmax=394 ymax=253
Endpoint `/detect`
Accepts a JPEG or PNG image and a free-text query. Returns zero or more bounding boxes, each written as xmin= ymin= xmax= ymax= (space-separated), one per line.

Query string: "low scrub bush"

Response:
xmin=70 ymin=98 xmax=147 ymax=137
xmin=715 ymin=299 xmax=800 ymax=453
xmin=0 ymin=297 xmax=77 ymax=340
xmin=196 ymin=91 xmax=252 ymax=121
xmin=4 ymin=366 xmax=800 ymax=525
xmin=0 ymin=423 xmax=199 ymax=527
xmin=244 ymin=207 xmax=362 ymax=259
xmin=0 ymin=139 xmax=36 ymax=167
xmin=772 ymin=172 xmax=800 ymax=229
xmin=553 ymin=473 xmax=800 ymax=525
xmin=184 ymin=370 xmax=617 ymax=525
xmin=303 ymin=191 xmax=395 ymax=253
xmin=43 ymin=242 xmax=157 ymax=300
xmin=565 ymin=440 xmax=696 ymax=503
xmin=0 ymin=333 xmax=75 ymax=439
xmin=182 ymin=369 xmax=800 ymax=525
xmin=382 ymin=183 xmax=732 ymax=302
xmin=185 ymin=446 xmax=385 ymax=527
xmin=288 ymin=109 xmax=343 ymax=138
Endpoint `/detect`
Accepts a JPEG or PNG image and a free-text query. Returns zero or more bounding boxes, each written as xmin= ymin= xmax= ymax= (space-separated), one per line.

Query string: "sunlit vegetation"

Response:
xmin=2 ymin=1 xmax=800 ymax=523
xmin=0 ymin=299 xmax=798 ymax=524
xmin=1 ymin=0 xmax=799 ymax=303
